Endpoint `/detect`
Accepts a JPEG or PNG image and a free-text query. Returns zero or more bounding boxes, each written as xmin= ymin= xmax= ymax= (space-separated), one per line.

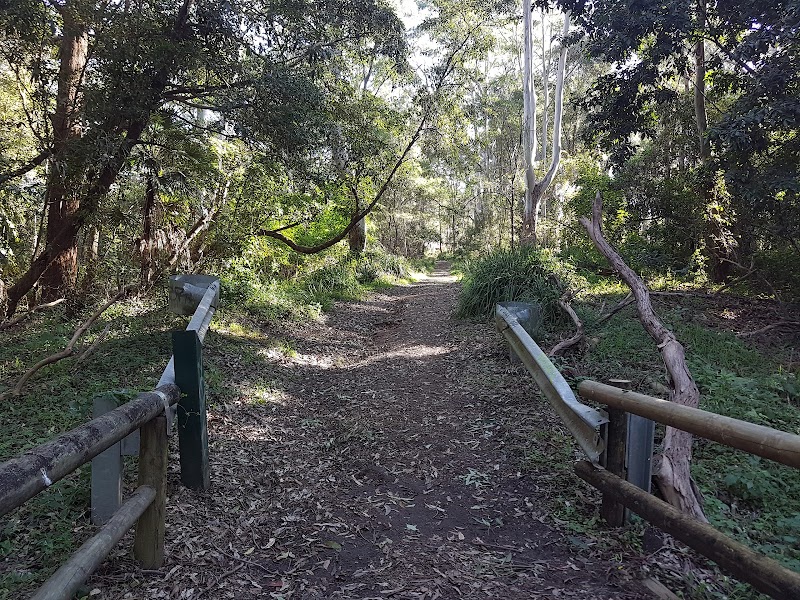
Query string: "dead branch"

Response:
xmin=0 ymin=287 xmax=134 ymax=399
xmin=737 ymin=320 xmax=800 ymax=338
xmin=0 ymin=298 xmax=66 ymax=331
xmin=719 ymin=257 xmax=780 ymax=301
xmin=715 ymin=259 xmax=756 ymax=296
xmin=580 ymin=191 xmax=707 ymax=522
xmin=72 ymin=322 xmax=112 ymax=370
xmin=592 ymin=293 xmax=634 ymax=329
xmin=549 ymin=293 xmax=584 ymax=357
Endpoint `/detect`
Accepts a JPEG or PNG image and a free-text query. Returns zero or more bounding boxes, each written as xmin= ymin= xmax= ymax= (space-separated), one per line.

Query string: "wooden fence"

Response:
xmin=496 ymin=304 xmax=800 ymax=600
xmin=0 ymin=280 xmax=219 ymax=600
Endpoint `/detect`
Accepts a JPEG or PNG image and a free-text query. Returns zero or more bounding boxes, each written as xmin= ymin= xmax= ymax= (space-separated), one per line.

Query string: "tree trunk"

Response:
xmin=539 ymin=12 xmax=549 ymax=165
xmin=348 ymin=216 xmax=367 ymax=254
xmin=581 ymin=192 xmax=707 ymax=522
xmin=79 ymin=226 xmax=100 ymax=292
xmin=39 ymin=8 xmax=89 ymax=300
xmin=694 ymin=0 xmax=734 ymax=283
xmin=521 ymin=0 xmax=538 ymax=245
xmin=522 ymin=11 xmax=569 ymax=246
xmin=139 ymin=176 xmax=157 ymax=288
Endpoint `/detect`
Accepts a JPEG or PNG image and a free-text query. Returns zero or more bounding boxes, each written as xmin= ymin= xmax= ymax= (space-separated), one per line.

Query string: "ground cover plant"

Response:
xmin=537 ymin=277 xmax=800 ymax=598
xmin=456 ymin=247 xmax=586 ymax=326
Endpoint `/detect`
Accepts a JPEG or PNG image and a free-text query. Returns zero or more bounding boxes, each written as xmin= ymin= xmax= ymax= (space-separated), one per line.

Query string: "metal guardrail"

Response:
xmin=495 ymin=304 xmax=607 ymax=462
xmin=90 ymin=279 xmax=220 ymax=524
xmin=495 ymin=302 xmax=800 ymax=598
xmin=0 ymin=278 xmax=220 ymax=600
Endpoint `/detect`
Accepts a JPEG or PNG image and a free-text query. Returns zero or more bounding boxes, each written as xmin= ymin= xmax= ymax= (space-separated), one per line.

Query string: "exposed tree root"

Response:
xmin=580 ymin=191 xmax=707 ymax=522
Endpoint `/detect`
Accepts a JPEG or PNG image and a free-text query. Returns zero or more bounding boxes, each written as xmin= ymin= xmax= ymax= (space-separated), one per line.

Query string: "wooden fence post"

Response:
xmin=172 ymin=330 xmax=210 ymax=490
xmin=133 ymin=415 xmax=167 ymax=568
xmin=600 ymin=379 xmax=630 ymax=526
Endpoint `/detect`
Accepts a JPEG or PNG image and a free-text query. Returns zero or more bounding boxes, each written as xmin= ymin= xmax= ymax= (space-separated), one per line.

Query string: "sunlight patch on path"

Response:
xmin=351 ymin=343 xmax=451 ymax=367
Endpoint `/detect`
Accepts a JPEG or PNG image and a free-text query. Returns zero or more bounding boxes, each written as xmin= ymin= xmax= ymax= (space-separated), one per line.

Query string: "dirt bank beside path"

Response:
xmin=98 ymin=262 xmax=648 ymax=599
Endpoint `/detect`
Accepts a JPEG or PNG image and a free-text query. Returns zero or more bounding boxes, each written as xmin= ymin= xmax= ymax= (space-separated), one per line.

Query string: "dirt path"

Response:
xmin=100 ymin=262 xmax=648 ymax=599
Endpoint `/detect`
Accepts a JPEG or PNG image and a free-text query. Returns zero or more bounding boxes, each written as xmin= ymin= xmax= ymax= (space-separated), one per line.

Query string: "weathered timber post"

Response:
xmin=600 ymin=379 xmax=630 ymax=526
xmin=173 ymin=330 xmax=210 ymax=490
xmin=133 ymin=415 xmax=168 ymax=568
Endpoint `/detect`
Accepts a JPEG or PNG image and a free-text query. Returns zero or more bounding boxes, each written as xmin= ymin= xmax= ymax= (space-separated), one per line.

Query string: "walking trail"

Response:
xmin=101 ymin=262 xmax=648 ymax=599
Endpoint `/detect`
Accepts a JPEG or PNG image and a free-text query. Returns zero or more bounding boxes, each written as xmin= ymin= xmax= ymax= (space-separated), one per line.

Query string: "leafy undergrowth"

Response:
xmin=456 ymin=247 xmax=586 ymax=325
xmin=221 ymin=247 xmax=422 ymax=317
xmin=541 ymin=277 xmax=800 ymax=599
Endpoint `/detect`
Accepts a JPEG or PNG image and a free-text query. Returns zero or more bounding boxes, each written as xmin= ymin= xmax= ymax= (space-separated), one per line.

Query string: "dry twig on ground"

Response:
xmin=0 ymin=298 xmax=65 ymax=331
xmin=549 ymin=293 xmax=584 ymax=357
xmin=73 ymin=322 xmax=113 ymax=370
xmin=737 ymin=320 xmax=800 ymax=338
xmin=593 ymin=293 xmax=634 ymax=328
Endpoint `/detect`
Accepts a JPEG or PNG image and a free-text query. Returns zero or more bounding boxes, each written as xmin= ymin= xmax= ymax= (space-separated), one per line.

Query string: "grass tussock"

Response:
xmin=456 ymin=247 xmax=585 ymax=326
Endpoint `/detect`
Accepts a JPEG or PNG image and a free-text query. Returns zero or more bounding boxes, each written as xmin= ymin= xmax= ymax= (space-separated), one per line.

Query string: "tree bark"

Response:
xmin=39 ymin=7 xmax=89 ymax=300
xmin=580 ymin=191 xmax=707 ymax=522
xmin=521 ymin=11 xmax=569 ymax=246
xmin=139 ymin=176 xmax=157 ymax=287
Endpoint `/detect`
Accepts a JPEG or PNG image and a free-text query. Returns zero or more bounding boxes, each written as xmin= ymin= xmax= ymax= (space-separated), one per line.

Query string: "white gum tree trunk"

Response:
xmin=521 ymin=8 xmax=569 ymax=246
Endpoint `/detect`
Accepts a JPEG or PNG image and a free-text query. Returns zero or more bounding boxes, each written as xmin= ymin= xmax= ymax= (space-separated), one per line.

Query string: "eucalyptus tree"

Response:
xmin=0 ymin=0 xmax=406 ymax=316
xmin=520 ymin=4 xmax=570 ymax=245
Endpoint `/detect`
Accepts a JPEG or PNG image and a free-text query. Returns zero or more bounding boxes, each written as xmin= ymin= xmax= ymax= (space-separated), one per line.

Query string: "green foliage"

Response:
xmin=573 ymin=279 xmax=800 ymax=582
xmin=303 ymin=259 xmax=363 ymax=301
xmin=456 ymin=247 xmax=585 ymax=323
xmin=301 ymin=247 xmax=412 ymax=305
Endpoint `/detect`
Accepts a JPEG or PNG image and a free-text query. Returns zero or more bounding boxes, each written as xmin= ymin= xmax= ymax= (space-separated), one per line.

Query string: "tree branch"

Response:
xmin=257 ymin=31 xmax=475 ymax=255
xmin=0 ymin=298 xmax=65 ymax=331
xmin=0 ymin=150 xmax=51 ymax=185
xmin=580 ymin=191 xmax=707 ymax=522
xmin=0 ymin=287 xmax=135 ymax=399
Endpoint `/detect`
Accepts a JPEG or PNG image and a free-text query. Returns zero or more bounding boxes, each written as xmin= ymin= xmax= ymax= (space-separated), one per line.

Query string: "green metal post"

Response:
xmin=172 ymin=330 xmax=210 ymax=490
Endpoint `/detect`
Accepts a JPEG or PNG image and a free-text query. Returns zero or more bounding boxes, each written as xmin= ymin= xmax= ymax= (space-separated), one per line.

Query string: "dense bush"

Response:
xmin=456 ymin=248 xmax=585 ymax=324
xmin=301 ymin=246 xmax=412 ymax=303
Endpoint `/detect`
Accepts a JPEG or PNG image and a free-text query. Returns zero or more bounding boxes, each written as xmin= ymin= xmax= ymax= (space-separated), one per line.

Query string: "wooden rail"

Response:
xmin=0 ymin=279 xmax=219 ymax=600
xmin=575 ymin=381 xmax=800 ymax=599
xmin=575 ymin=461 xmax=800 ymax=599
xmin=0 ymin=385 xmax=179 ymax=517
xmin=30 ymin=486 xmax=156 ymax=600
xmin=496 ymin=304 xmax=800 ymax=599
xmin=579 ymin=380 xmax=800 ymax=469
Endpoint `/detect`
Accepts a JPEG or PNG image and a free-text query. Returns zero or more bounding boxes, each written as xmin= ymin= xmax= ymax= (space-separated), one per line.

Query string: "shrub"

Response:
xmin=456 ymin=247 xmax=584 ymax=324
xmin=302 ymin=260 xmax=361 ymax=299
xmin=354 ymin=249 xmax=410 ymax=283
